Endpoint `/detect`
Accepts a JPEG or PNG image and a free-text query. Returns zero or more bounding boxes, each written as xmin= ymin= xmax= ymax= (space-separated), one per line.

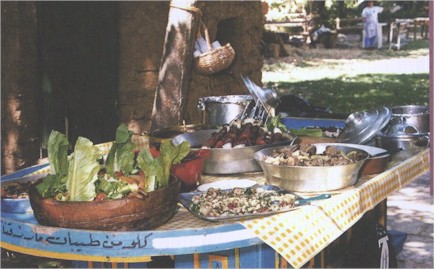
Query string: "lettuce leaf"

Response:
xmin=35 ymin=174 xmax=67 ymax=198
xmin=105 ymin=124 xmax=135 ymax=176
xmin=136 ymin=140 xmax=190 ymax=190
xmin=136 ymin=148 xmax=162 ymax=192
xmin=66 ymin=137 xmax=102 ymax=201
xmin=267 ymin=115 xmax=288 ymax=132
xmin=95 ymin=178 xmax=138 ymax=199
xmin=160 ymin=140 xmax=190 ymax=187
xmin=47 ymin=130 xmax=69 ymax=176
xmin=36 ymin=130 xmax=69 ymax=197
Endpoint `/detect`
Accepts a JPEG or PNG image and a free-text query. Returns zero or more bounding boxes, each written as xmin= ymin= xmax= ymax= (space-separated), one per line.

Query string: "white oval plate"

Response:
xmin=197 ymin=179 xmax=257 ymax=192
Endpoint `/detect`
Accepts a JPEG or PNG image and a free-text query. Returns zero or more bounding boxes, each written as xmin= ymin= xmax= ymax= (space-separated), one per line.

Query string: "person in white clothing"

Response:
xmin=362 ymin=1 xmax=383 ymax=49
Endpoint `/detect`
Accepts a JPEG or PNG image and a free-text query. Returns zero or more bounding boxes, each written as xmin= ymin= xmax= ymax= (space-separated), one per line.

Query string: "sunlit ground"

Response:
xmin=262 ymin=55 xmax=429 ymax=82
xmin=262 ymin=38 xmax=430 ymax=114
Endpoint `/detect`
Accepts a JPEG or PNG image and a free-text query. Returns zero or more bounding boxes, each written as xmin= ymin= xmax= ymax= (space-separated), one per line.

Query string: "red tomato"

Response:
xmin=95 ymin=192 xmax=107 ymax=201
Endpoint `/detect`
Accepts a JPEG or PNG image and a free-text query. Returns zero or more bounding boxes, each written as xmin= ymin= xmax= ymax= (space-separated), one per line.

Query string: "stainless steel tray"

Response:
xmin=179 ymin=185 xmax=330 ymax=222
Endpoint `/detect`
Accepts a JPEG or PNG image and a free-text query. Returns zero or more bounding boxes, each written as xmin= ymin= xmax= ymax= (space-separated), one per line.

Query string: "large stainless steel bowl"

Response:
xmin=253 ymin=144 xmax=369 ymax=192
xmin=172 ymin=129 xmax=296 ymax=174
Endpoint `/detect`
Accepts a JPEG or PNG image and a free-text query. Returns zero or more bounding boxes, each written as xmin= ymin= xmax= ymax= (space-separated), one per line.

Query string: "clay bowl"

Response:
xmin=28 ymin=176 xmax=180 ymax=231
xmin=296 ymin=136 xmax=337 ymax=145
xmin=361 ymin=152 xmax=390 ymax=175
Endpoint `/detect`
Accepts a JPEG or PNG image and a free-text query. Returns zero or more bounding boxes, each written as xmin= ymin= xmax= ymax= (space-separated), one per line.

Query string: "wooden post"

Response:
xmin=150 ymin=0 xmax=199 ymax=130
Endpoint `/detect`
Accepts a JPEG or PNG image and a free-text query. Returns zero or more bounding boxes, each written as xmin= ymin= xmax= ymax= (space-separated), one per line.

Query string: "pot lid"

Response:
xmin=338 ymin=107 xmax=392 ymax=144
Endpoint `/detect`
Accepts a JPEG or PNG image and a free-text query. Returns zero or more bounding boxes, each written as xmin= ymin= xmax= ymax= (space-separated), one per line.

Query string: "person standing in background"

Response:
xmin=362 ymin=1 xmax=383 ymax=49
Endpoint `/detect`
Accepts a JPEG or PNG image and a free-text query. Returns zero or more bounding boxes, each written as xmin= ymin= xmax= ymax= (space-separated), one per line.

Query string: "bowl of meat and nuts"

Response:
xmin=253 ymin=144 xmax=369 ymax=192
xmin=172 ymin=117 xmax=296 ymax=174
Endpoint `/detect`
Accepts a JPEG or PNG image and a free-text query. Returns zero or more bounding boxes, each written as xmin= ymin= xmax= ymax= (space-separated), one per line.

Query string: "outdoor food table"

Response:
xmin=1 ymin=143 xmax=430 ymax=268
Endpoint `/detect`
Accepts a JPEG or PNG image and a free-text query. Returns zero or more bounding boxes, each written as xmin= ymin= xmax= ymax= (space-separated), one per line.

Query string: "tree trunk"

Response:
xmin=150 ymin=0 xmax=199 ymax=130
xmin=337 ymin=0 xmax=345 ymax=19
xmin=316 ymin=1 xmax=327 ymax=25
xmin=1 ymin=2 xmax=40 ymax=174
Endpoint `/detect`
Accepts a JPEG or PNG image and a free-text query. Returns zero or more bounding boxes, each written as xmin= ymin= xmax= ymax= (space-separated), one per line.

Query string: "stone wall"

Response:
xmin=118 ymin=1 xmax=169 ymax=133
xmin=1 ymin=1 xmax=264 ymax=173
xmin=118 ymin=1 xmax=264 ymax=133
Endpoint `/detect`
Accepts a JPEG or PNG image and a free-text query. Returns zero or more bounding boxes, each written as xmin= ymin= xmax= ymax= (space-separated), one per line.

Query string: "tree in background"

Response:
xmin=264 ymin=0 xmax=429 ymax=25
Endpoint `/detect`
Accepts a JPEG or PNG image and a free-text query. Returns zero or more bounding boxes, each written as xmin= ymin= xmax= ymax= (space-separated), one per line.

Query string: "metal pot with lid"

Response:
xmin=197 ymin=95 xmax=254 ymax=126
xmin=390 ymin=105 xmax=430 ymax=133
xmin=376 ymin=132 xmax=429 ymax=161
xmin=338 ymin=107 xmax=392 ymax=145
xmin=376 ymin=106 xmax=430 ymax=160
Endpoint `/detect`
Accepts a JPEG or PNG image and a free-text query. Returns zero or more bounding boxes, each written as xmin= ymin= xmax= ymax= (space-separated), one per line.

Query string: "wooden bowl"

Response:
xmin=28 ymin=176 xmax=180 ymax=231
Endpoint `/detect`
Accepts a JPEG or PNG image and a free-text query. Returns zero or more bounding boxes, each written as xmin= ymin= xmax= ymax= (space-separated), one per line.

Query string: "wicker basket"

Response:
xmin=195 ymin=24 xmax=235 ymax=75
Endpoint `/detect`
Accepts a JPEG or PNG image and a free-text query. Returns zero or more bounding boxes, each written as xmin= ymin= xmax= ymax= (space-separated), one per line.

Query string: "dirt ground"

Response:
xmin=262 ymin=33 xmax=430 ymax=86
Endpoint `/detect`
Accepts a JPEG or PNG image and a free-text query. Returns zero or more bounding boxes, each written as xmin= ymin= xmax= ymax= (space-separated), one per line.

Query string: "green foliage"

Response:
xmin=37 ymin=134 xmax=102 ymax=201
xmin=66 ymin=137 xmax=102 ymax=201
xmin=105 ymin=124 xmax=135 ymax=176
xmin=36 ymin=174 xmax=67 ymax=199
xmin=136 ymin=140 xmax=190 ymax=191
xmin=264 ymin=0 xmax=429 ymax=24
xmin=46 ymin=130 xmax=69 ymax=176
xmin=268 ymin=74 xmax=429 ymax=114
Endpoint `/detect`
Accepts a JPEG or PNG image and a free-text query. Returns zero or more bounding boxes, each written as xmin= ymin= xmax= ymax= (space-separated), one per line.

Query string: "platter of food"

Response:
xmin=179 ymin=185 xmax=331 ymax=222
xmin=1 ymin=174 xmax=46 ymax=214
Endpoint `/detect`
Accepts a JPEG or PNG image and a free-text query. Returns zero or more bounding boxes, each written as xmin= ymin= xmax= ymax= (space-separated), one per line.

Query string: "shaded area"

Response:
xmin=1 ymin=249 xmax=71 ymax=268
xmin=36 ymin=1 xmax=120 ymax=147
xmin=387 ymin=172 xmax=434 ymax=268
xmin=267 ymin=73 xmax=429 ymax=114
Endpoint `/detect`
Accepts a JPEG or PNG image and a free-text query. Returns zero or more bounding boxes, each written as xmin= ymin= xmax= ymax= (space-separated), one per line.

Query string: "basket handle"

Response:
xmin=199 ymin=20 xmax=212 ymax=51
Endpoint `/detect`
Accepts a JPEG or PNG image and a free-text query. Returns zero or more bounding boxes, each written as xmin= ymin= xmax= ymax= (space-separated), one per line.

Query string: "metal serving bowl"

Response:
xmin=172 ymin=129 xmax=296 ymax=175
xmin=253 ymin=144 xmax=369 ymax=192
xmin=319 ymin=143 xmax=390 ymax=175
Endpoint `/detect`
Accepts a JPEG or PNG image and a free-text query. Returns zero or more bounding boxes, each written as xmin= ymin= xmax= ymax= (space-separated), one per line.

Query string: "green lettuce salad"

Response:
xmin=36 ymin=124 xmax=190 ymax=201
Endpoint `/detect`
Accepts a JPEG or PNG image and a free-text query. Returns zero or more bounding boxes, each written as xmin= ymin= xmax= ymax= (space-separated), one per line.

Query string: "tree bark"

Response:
xmin=1 ymin=2 xmax=40 ymax=174
xmin=150 ymin=0 xmax=199 ymax=130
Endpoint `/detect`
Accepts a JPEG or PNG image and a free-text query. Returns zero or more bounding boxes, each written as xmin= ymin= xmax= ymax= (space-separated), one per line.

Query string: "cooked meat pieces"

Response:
xmin=262 ymin=145 xmax=365 ymax=167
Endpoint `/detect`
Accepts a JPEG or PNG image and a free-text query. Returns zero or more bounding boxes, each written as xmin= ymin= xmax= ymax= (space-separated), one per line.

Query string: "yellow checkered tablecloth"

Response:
xmin=239 ymin=148 xmax=430 ymax=268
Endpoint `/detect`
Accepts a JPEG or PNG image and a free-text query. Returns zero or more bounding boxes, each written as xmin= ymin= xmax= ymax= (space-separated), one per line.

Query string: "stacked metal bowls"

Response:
xmin=376 ymin=105 xmax=430 ymax=160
